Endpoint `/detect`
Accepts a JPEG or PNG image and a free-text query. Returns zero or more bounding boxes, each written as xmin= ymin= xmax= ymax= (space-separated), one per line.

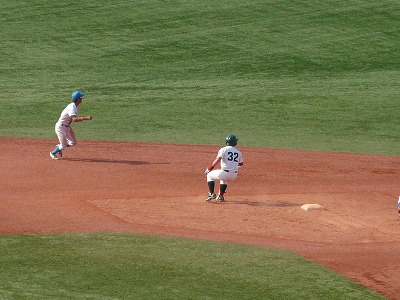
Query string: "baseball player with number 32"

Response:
xmin=49 ymin=91 xmax=92 ymax=160
xmin=204 ymin=134 xmax=243 ymax=202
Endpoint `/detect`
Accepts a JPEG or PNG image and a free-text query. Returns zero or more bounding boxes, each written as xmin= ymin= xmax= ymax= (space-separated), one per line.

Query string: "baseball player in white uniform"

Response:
xmin=49 ymin=91 xmax=92 ymax=160
xmin=204 ymin=134 xmax=243 ymax=202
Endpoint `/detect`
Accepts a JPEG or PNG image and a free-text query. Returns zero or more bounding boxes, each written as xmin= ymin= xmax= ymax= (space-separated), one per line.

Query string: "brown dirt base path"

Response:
xmin=1 ymin=137 xmax=399 ymax=299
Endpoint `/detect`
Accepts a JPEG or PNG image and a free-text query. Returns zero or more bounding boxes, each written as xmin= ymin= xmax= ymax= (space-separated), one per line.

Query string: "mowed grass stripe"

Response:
xmin=1 ymin=1 xmax=399 ymax=154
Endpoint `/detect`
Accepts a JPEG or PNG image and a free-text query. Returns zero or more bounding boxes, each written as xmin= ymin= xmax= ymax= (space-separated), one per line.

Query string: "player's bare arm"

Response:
xmin=72 ymin=115 xmax=93 ymax=122
xmin=204 ymin=156 xmax=222 ymax=174
xmin=210 ymin=156 xmax=222 ymax=170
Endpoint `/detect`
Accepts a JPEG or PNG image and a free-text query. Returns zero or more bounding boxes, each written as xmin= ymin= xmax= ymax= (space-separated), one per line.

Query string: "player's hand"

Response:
xmin=85 ymin=116 xmax=93 ymax=121
xmin=204 ymin=166 xmax=214 ymax=174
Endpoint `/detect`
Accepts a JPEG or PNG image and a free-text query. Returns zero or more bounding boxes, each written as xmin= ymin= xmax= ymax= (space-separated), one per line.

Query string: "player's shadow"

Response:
xmin=65 ymin=158 xmax=169 ymax=166
xmin=225 ymin=200 xmax=300 ymax=207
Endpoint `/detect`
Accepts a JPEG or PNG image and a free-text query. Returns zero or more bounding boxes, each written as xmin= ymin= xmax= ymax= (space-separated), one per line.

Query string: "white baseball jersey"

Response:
xmin=218 ymin=146 xmax=243 ymax=172
xmin=57 ymin=102 xmax=78 ymax=126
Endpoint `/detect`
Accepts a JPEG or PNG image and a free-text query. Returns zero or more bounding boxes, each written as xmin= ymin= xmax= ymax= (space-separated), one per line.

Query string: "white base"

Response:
xmin=301 ymin=204 xmax=324 ymax=211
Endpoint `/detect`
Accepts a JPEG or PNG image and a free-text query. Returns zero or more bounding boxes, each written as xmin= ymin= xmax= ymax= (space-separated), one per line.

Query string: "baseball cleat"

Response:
xmin=206 ymin=193 xmax=217 ymax=201
xmin=49 ymin=152 xmax=58 ymax=160
xmin=217 ymin=195 xmax=225 ymax=202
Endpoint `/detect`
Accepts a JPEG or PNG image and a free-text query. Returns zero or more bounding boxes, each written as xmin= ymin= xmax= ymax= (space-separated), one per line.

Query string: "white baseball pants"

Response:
xmin=207 ymin=169 xmax=237 ymax=185
xmin=55 ymin=123 xmax=77 ymax=151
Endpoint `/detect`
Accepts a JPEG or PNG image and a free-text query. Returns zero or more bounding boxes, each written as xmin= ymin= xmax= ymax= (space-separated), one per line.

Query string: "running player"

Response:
xmin=49 ymin=91 xmax=92 ymax=160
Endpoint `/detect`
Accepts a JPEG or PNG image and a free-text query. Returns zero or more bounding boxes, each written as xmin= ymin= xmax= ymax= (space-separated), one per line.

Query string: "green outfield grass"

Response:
xmin=0 ymin=0 xmax=399 ymax=154
xmin=0 ymin=233 xmax=385 ymax=300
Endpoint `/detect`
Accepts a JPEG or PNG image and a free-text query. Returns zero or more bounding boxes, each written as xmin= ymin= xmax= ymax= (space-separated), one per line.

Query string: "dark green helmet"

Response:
xmin=225 ymin=134 xmax=238 ymax=146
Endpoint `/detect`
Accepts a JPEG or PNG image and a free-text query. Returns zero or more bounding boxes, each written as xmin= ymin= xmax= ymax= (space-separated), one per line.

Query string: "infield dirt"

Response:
xmin=1 ymin=137 xmax=399 ymax=299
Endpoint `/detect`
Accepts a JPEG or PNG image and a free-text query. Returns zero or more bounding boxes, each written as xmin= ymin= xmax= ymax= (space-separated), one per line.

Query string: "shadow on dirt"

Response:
xmin=64 ymin=158 xmax=169 ymax=165
xmin=227 ymin=200 xmax=301 ymax=207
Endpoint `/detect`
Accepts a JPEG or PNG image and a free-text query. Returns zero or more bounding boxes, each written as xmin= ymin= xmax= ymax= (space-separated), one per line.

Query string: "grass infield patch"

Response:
xmin=0 ymin=233 xmax=385 ymax=299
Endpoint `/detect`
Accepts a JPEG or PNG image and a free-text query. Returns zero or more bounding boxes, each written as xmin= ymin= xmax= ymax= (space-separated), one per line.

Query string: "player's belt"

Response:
xmin=61 ymin=123 xmax=69 ymax=127
xmin=223 ymin=170 xmax=237 ymax=173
